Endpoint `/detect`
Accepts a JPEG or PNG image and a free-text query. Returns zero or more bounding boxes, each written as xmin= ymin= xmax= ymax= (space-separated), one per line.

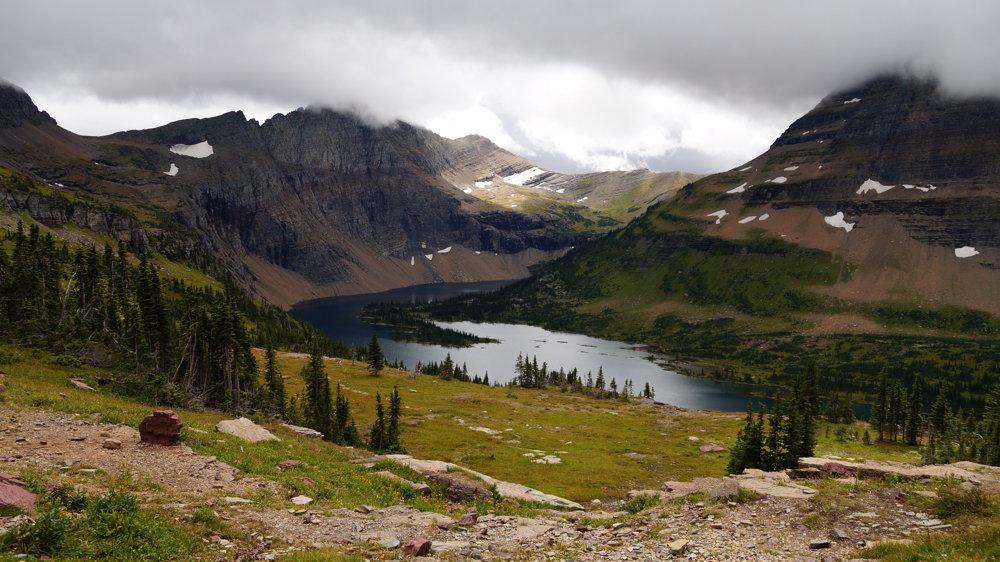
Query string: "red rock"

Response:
xmin=139 ymin=410 xmax=182 ymax=445
xmin=0 ymin=473 xmax=37 ymax=511
xmin=278 ymin=459 xmax=304 ymax=470
xmin=402 ymin=537 xmax=431 ymax=557
xmin=458 ymin=511 xmax=478 ymax=526
xmin=302 ymin=477 xmax=317 ymax=486
xmin=699 ymin=443 xmax=725 ymax=453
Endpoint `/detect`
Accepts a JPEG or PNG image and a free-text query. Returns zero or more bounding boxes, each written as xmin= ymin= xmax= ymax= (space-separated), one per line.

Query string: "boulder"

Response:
xmin=0 ymin=473 xmax=36 ymax=511
xmin=427 ymin=472 xmax=492 ymax=502
xmin=102 ymin=438 xmax=122 ymax=450
xmin=280 ymin=423 xmax=323 ymax=438
xmin=68 ymin=378 xmax=97 ymax=392
xmin=808 ymin=538 xmax=831 ymax=549
xmin=278 ymin=459 xmax=305 ymax=470
xmin=699 ymin=443 xmax=725 ymax=453
xmin=216 ymin=417 xmax=279 ymax=443
xmin=458 ymin=511 xmax=478 ymax=526
xmin=139 ymin=410 xmax=182 ymax=445
xmin=290 ymin=495 xmax=313 ymax=505
xmin=668 ymin=539 xmax=689 ymax=554
xmin=403 ymin=537 xmax=432 ymax=557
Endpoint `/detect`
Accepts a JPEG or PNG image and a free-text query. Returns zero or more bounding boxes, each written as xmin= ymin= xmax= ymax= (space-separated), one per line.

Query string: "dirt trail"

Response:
xmin=0 ymin=408 xmax=979 ymax=560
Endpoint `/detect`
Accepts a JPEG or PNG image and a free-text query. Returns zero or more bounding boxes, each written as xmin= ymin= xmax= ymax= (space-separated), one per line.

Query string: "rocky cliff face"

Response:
xmin=0 ymin=82 xmax=692 ymax=306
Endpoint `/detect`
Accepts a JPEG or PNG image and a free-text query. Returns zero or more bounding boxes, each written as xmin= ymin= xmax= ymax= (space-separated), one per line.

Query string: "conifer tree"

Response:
xmin=367 ymin=335 xmax=384 ymax=376
xmin=873 ymin=370 xmax=888 ymax=441
xmin=904 ymin=374 xmax=924 ymax=445
xmin=368 ymin=391 xmax=387 ymax=452
xmin=385 ymin=386 xmax=404 ymax=453
xmin=263 ymin=344 xmax=286 ymax=417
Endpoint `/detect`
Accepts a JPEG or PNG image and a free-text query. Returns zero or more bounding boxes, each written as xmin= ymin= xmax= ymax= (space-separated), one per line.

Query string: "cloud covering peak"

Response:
xmin=1 ymin=0 xmax=997 ymax=173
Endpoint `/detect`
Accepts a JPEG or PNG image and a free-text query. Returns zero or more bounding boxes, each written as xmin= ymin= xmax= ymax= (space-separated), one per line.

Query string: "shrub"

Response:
xmin=623 ymin=493 xmax=660 ymax=514
xmin=51 ymin=354 xmax=82 ymax=368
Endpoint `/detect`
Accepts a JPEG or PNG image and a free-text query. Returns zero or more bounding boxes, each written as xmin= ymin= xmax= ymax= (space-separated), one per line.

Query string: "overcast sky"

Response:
xmin=2 ymin=1 xmax=998 ymax=174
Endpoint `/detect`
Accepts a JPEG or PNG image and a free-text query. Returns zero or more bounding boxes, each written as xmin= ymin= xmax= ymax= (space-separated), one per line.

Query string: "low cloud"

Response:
xmin=1 ymin=0 xmax=996 ymax=173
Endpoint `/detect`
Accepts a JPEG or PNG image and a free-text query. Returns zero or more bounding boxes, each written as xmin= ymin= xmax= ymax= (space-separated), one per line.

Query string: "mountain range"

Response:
xmin=0 ymin=80 xmax=697 ymax=306
xmin=423 ymin=74 xmax=999 ymax=381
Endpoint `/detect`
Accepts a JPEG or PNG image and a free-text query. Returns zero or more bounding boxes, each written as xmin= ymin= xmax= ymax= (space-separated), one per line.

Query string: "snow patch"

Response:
xmin=424 ymin=254 xmax=433 ymax=261
xmin=783 ymin=166 xmax=799 ymax=171
xmin=955 ymin=246 xmax=979 ymax=258
xmin=726 ymin=182 xmax=748 ymax=194
xmin=738 ymin=166 xmax=752 ymax=172
xmin=502 ymin=166 xmax=546 ymax=186
xmin=474 ymin=180 xmax=493 ymax=188
xmin=903 ymin=184 xmax=935 ymax=193
xmin=410 ymin=256 xmax=415 ymax=266
xmin=555 ymin=188 xmax=565 ymax=194
xmin=738 ymin=216 xmax=757 ymax=224
xmin=462 ymin=187 xmax=473 ymax=194
xmin=769 ymin=176 xmax=788 ymax=184
xmin=575 ymin=196 xmax=588 ymax=203
xmin=437 ymin=246 xmax=452 ymax=254
xmin=857 ymin=179 xmax=895 ymax=194
xmin=474 ymin=251 xmax=481 ymax=255
xmin=706 ymin=210 xmax=728 ymax=224
xmin=510 ymin=204 xmax=518 ymax=208
xmin=844 ymin=98 xmax=861 ymax=104
xmin=163 ymin=163 xmax=179 ymax=176
xmin=758 ymin=213 xmax=770 ymax=221
xmin=169 ymin=140 xmax=214 ymax=158
xmin=824 ymin=212 xmax=855 ymax=232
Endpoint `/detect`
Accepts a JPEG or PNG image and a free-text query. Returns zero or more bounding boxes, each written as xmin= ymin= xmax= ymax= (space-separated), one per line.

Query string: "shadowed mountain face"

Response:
xmin=448 ymin=75 xmax=999 ymax=356
xmin=0 ymin=84 xmax=694 ymax=306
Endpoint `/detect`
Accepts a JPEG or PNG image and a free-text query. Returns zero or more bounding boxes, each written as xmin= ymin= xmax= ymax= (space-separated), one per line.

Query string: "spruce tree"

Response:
xmin=727 ymin=402 xmax=755 ymax=474
xmin=366 ymin=335 xmax=385 ymax=376
xmin=386 ymin=386 xmax=403 ymax=453
xmin=904 ymin=374 xmax=924 ymax=445
xmin=368 ymin=391 xmax=387 ymax=452
xmin=264 ymin=345 xmax=286 ymax=417
xmin=873 ymin=370 xmax=888 ymax=441
xmin=763 ymin=399 xmax=786 ymax=470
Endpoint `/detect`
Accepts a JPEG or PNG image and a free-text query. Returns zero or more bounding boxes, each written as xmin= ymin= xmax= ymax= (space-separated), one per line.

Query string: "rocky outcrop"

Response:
xmin=0 ymin=473 xmax=36 ymax=511
xmin=0 ymin=82 xmax=56 ymax=128
xmin=139 ymin=410 xmax=182 ymax=445
xmin=216 ymin=417 xmax=280 ymax=443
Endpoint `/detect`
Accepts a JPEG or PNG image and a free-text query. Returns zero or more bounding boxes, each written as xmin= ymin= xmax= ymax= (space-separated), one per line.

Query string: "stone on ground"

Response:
xmin=290 ymin=495 xmax=313 ymax=505
xmin=216 ymin=417 xmax=280 ymax=443
xmin=668 ymin=539 xmax=689 ymax=554
xmin=278 ymin=459 xmax=304 ymax=470
xmin=0 ymin=473 xmax=36 ymax=511
xmin=139 ymin=410 xmax=182 ymax=445
xmin=809 ymin=538 xmax=832 ymax=549
xmin=102 ymin=438 xmax=122 ymax=450
xmin=68 ymin=377 xmax=97 ymax=392
xmin=403 ymin=536 xmax=432 ymax=557
xmin=280 ymin=423 xmax=323 ymax=438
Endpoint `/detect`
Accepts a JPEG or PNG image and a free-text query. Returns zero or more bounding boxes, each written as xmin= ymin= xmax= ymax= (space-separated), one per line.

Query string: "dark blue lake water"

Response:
xmin=290 ymin=280 xmax=763 ymax=412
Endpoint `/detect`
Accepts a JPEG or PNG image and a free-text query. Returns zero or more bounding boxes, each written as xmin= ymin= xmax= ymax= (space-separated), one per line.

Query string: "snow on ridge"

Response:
xmin=437 ymin=246 xmax=452 ymax=254
xmin=425 ymin=254 xmax=433 ymax=261
xmin=575 ymin=196 xmax=588 ymax=203
xmin=726 ymin=182 xmax=748 ymax=194
xmin=502 ymin=166 xmax=546 ymax=186
xmin=169 ymin=140 xmax=214 ymax=158
xmin=844 ymin=98 xmax=861 ymax=104
xmin=474 ymin=180 xmax=493 ymax=188
xmin=556 ymin=188 xmax=565 ymax=194
xmin=163 ymin=163 xmax=179 ymax=176
xmin=738 ymin=216 xmax=757 ymax=224
xmin=903 ymin=183 xmax=936 ymax=193
xmin=738 ymin=165 xmax=752 ymax=172
xmin=769 ymin=176 xmax=788 ymax=184
xmin=462 ymin=187 xmax=473 ymax=194
xmin=857 ymin=179 xmax=895 ymax=195
xmin=824 ymin=212 xmax=855 ymax=232
xmin=783 ymin=166 xmax=799 ymax=171
xmin=955 ymin=246 xmax=979 ymax=258
xmin=706 ymin=209 xmax=728 ymax=224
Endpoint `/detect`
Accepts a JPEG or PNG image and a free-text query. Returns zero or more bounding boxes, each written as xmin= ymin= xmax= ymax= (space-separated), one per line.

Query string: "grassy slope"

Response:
xmin=1 ymin=344 xmax=918 ymax=507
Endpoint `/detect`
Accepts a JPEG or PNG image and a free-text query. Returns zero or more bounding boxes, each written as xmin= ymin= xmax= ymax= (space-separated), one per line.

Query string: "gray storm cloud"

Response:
xmin=1 ymin=0 xmax=997 ymax=173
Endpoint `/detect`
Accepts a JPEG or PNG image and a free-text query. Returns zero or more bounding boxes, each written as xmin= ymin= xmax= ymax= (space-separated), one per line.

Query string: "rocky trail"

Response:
xmin=2 ymin=407 xmax=997 ymax=560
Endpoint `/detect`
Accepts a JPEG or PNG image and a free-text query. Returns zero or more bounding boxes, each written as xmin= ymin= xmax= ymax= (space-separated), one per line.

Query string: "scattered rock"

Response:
xmin=427 ymin=472 xmax=493 ymax=502
xmin=808 ymin=538 xmax=831 ymax=549
xmin=290 ymin=495 xmax=313 ymax=505
xmin=354 ymin=505 xmax=374 ymax=514
xmin=0 ymin=473 xmax=36 ymax=511
xmin=403 ymin=537 xmax=432 ymax=557
xmin=223 ymin=497 xmax=253 ymax=504
xmin=139 ymin=410 xmax=182 ymax=445
xmin=458 ymin=511 xmax=478 ymax=526
xmin=667 ymin=539 xmax=689 ymax=554
xmin=68 ymin=435 xmax=86 ymax=441
xmin=68 ymin=378 xmax=97 ymax=392
xmin=216 ymin=417 xmax=279 ymax=443
xmin=687 ymin=436 xmax=701 ymax=442
xmin=301 ymin=477 xmax=317 ymax=486
xmin=277 ymin=460 xmax=304 ymax=470
xmin=699 ymin=443 xmax=725 ymax=453
xmin=280 ymin=423 xmax=323 ymax=438
xmin=102 ymin=438 xmax=122 ymax=450
xmin=829 ymin=528 xmax=849 ymax=541
xmin=378 ymin=537 xmax=401 ymax=549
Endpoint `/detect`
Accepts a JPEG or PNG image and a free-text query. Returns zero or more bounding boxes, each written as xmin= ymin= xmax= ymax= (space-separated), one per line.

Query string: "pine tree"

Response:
xmin=763 ymin=399 xmax=786 ymax=470
xmin=727 ymin=402 xmax=755 ymax=474
xmin=385 ymin=386 xmax=404 ymax=453
xmin=264 ymin=344 xmax=285 ymax=417
xmin=904 ymin=374 xmax=924 ymax=445
xmin=368 ymin=391 xmax=387 ymax=452
xmin=873 ymin=370 xmax=888 ymax=441
xmin=301 ymin=349 xmax=332 ymax=437
xmin=366 ymin=335 xmax=384 ymax=376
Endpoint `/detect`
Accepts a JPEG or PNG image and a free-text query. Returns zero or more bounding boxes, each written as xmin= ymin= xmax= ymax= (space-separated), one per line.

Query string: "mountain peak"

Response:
xmin=0 ymin=79 xmax=57 ymax=128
